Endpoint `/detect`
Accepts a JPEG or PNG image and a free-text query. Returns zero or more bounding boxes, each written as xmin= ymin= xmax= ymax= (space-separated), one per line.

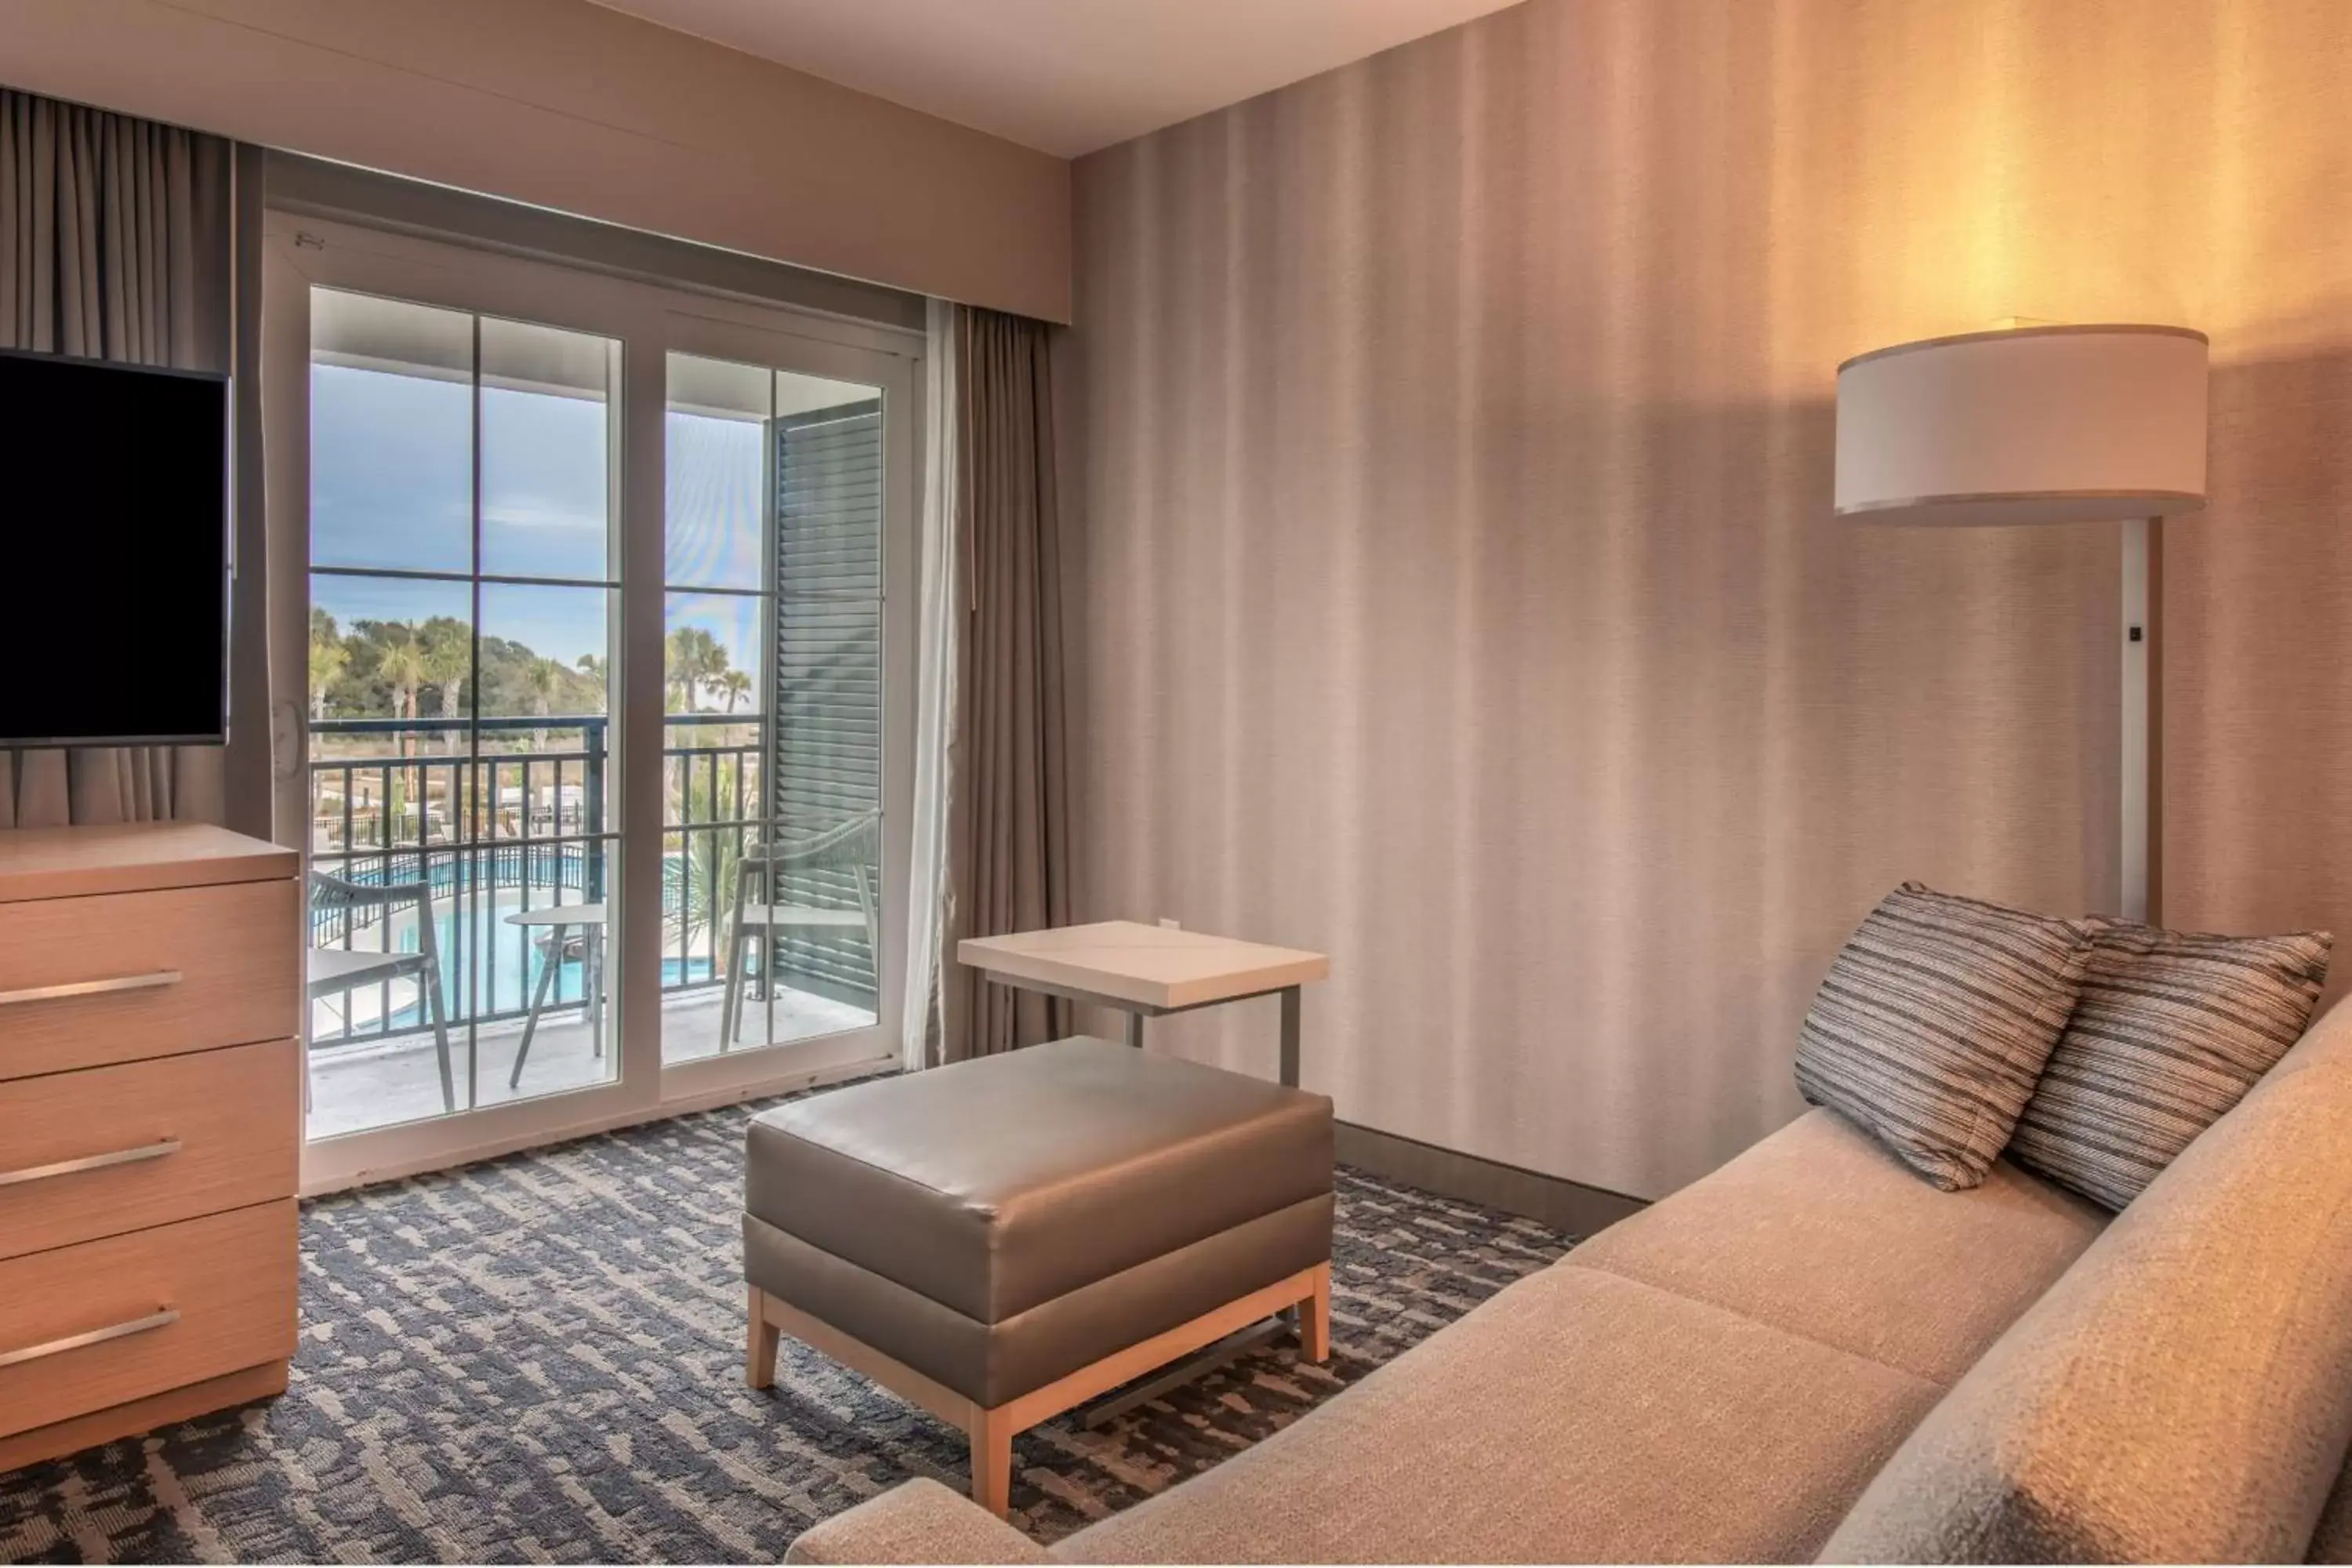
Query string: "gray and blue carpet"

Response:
xmin=0 ymin=1092 xmax=1573 ymax=1563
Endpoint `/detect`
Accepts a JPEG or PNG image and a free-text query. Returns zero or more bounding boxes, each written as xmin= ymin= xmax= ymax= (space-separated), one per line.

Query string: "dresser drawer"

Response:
xmin=0 ymin=1200 xmax=296 ymax=1438
xmin=0 ymin=1040 xmax=299 ymax=1261
xmin=0 ymin=879 xmax=297 ymax=1080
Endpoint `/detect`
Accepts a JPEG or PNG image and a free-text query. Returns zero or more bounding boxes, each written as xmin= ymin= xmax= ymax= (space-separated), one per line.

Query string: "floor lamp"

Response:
xmin=1833 ymin=325 xmax=2211 ymax=924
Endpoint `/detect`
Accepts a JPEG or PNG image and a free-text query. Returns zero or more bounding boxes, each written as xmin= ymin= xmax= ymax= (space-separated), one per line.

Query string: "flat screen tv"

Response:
xmin=0 ymin=347 xmax=230 ymax=747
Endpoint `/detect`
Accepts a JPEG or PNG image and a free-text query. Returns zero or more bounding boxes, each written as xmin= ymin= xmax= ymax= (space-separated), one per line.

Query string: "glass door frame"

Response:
xmin=264 ymin=214 xmax=921 ymax=1195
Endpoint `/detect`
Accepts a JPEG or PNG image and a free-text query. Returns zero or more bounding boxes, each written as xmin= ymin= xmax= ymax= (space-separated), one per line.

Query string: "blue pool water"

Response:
xmin=328 ymin=884 xmax=713 ymax=1029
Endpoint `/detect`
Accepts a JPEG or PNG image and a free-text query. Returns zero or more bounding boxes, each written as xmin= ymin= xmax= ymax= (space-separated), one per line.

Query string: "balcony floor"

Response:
xmin=305 ymin=985 xmax=877 ymax=1141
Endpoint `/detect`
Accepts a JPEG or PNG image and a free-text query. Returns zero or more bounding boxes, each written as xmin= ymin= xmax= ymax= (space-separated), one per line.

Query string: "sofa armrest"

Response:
xmin=785 ymin=1479 xmax=1049 ymax=1565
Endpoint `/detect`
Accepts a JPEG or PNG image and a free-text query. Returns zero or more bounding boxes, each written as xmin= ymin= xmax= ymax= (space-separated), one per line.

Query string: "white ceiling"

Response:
xmin=589 ymin=0 xmax=1528 ymax=158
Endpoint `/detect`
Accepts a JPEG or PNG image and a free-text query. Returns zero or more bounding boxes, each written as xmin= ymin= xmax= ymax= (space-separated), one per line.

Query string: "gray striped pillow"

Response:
xmin=1795 ymin=883 xmax=2096 ymax=1191
xmin=2007 ymin=921 xmax=2332 ymax=1210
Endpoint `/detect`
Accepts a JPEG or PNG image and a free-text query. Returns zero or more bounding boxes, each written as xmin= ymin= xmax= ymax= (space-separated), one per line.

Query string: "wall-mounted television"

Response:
xmin=0 ymin=347 xmax=230 ymax=747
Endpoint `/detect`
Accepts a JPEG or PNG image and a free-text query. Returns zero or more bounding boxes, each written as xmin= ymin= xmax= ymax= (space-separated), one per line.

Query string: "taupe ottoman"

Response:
xmin=743 ymin=1036 xmax=1334 ymax=1515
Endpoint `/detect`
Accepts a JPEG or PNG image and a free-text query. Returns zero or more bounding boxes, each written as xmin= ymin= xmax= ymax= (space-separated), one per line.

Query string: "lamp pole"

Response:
xmin=2120 ymin=517 xmax=2155 ymax=924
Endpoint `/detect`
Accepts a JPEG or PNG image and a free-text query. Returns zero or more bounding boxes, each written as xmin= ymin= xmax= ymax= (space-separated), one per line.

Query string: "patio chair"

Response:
xmin=720 ymin=811 xmax=880 ymax=1049
xmin=307 ymin=869 xmax=456 ymax=1113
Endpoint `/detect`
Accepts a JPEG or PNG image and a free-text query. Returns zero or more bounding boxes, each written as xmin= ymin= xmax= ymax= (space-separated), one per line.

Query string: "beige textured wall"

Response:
xmin=0 ymin=0 xmax=1070 ymax=322
xmin=1063 ymin=0 xmax=2352 ymax=1200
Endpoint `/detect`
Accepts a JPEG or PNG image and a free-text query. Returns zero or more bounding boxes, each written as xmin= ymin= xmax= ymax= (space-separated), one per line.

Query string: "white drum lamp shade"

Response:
xmin=1835 ymin=325 xmax=2209 ymax=526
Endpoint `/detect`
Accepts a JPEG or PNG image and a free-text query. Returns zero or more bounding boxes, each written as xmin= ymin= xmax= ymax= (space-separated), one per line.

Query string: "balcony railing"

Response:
xmin=307 ymin=713 xmax=868 ymax=1049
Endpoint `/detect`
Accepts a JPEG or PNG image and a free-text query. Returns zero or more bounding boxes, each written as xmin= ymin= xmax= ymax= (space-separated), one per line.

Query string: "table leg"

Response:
xmin=590 ymin=926 xmax=605 ymax=1060
xmin=509 ymin=924 xmax=566 ymax=1091
xmin=1279 ymin=985 xmax=1301 ymax=1087
xmin=1124 ymin=1010 xmax=1145 ymax=1049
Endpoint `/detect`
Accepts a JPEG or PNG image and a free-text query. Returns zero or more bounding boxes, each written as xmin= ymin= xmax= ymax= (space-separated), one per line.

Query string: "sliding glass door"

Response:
xmin=305 ymin=291 xmax=621 ymax=1138
xmin=662 ymin=352 xmax=887 ymax=1064
xmin=268 ymin=218 xmax=918 ymax=1189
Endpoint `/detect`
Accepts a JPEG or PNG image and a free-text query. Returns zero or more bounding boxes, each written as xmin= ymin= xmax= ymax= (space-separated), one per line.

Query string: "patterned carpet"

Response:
xmin=0 ymin=1091 xmax=1573 ymax=1564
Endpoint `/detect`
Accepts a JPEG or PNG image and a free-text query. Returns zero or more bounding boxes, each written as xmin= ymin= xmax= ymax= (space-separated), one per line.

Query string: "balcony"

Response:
xmin=306 ymin=713 xmax=878 ymax=1138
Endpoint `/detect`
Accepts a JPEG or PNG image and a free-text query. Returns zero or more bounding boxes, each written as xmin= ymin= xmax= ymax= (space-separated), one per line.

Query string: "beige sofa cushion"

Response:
xmin=789 ymin=1478 xmax=1048 ymax=1565
xmin=2314 ymin=1459 xmax=2352 ymax=1565
xmin=1570 ymin=1109 xmax=2106 ymax=1385
xmin=1052 ymin=1262 xmax=1942 ymax=1564
xmin=1822 ymin=1004 xmax=2352 ymax=1564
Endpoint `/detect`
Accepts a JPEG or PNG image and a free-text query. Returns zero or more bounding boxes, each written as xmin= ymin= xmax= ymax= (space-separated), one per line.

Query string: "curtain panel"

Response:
xmin=938 ymin=305 xmax=1073 ymax=1061
xmin=0 ymin=89 xmax=235 ymax=829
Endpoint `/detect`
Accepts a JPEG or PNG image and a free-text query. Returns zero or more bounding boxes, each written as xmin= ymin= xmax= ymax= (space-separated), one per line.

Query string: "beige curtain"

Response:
xmin=0 ymin=89 xmax=232 ymax=829
xmin=941 ymin=306 xmax=1073 ymax=1060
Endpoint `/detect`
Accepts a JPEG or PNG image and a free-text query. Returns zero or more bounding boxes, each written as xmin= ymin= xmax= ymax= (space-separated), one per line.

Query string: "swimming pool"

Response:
xmin=312 ymin=882 xmax=713 ymax=1037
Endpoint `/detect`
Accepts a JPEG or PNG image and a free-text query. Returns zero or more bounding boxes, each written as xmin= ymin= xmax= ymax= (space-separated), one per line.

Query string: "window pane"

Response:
xmin=478 ymin=583 xmax=611 ymax=720
xmin=307 ymin=575 xmax=473 ymax=733
xmin=481 ymin=318 xmax=616 ymax=582
xmin=477 ymin=583 xmax=614 ymax=851
xmin=665 ymin=591 xmax=763 ymax=717
xmin=307 ymin=575 xmax=472 ymax=863
xmin=666 ymin=353 xmax=768 ymax=590
xmin=310 ymin=290 xmax=472 ymax=574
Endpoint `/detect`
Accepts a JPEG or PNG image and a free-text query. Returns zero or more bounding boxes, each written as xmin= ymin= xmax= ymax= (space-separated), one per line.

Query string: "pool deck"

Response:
xmin=304 ymin=985 xmax=876 ymax=1140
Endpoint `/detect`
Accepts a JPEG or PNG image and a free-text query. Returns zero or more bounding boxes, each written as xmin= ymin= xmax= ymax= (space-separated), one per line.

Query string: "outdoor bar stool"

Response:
xmin=721 ymin=812 xmax=880 ymax=1048
xmin=306 ymin=869 xmax=456 ymax=1113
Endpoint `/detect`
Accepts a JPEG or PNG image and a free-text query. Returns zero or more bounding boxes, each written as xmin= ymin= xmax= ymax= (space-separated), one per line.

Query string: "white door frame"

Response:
xmin=264 ymin=214 xmax=920 ymax=1194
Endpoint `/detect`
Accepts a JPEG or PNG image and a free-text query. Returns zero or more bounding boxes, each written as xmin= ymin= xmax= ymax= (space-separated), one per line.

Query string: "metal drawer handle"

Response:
xmin=0 ymin=971 xmax=182 ymax=1008
xmin=0 ymin=1307 xmax=179 ymax=1369
xmin=0 ymin=1138 xmax=182 ymax=1188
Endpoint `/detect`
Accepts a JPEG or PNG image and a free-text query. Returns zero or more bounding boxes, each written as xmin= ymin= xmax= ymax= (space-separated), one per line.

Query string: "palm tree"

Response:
xmin=521 ymin=656 xmax=564 ymax=750
xmin=419 ymin=621 xmax=469 ymax=753
xmin=378 ymin=628 xmax=428 ymax=728
xmin=376 ymin=627 xmax=429 ymax=843
xmin=666 ymin=753 xmax=747 ymax=974
xmin=307 ymin=610 xmax=347 ymax=722
xmin=716 ymin=669 xmax=751 ymax=713
xmin=666 ymin=627 xmax=728 ymax=712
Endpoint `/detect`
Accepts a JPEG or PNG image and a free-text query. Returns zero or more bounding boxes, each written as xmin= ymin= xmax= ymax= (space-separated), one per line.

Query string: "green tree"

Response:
xmin=521 ymin=656 xmax=565 ymax=749
xmin=666 ymin=753 xmax=748 ymax=976
xmin=378 ymin=627 xmax=428 ymax=727
xmin=666 ymin=626 xmax=728 ymax=712
xmin=419 ymin=619 xmax=469 ymax=753
xmin=307 ymin=609 xmax=347 ymax=722
xmin=376 ymin=626 xmax=429 ymax=841
xmin=716 ymin=669 xmax=751 ymax=713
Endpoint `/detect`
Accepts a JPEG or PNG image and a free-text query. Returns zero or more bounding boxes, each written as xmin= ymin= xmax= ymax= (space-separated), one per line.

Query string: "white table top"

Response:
xmin=506 ymin=902 xmax=607 ymax=927
xmin=958 ymin=920 xmax=1328 ymax=1011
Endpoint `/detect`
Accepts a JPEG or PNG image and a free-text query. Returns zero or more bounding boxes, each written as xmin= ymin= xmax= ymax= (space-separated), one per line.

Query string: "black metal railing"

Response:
xmin=305 ymin=713 xmax=866 ymax=1048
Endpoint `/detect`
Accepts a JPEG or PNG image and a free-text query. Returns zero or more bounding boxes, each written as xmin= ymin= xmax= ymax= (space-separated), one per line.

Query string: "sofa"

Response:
xmin=788 ymin=995 xmax=2352 ymax=1564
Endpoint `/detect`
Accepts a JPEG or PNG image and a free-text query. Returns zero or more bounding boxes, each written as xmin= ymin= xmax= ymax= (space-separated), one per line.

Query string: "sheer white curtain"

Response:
xmin=898 ymin=297 xmax=960 ymax=1070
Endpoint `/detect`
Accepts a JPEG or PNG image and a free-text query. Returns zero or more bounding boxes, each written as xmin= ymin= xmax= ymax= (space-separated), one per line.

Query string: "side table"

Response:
xmin=956 ymin=919 xmax=1328 ymax=1087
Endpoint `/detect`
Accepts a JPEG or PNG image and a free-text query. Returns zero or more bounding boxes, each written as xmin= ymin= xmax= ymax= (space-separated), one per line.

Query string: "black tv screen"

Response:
xmin=0 ymin=349 xmax=230 ymax=746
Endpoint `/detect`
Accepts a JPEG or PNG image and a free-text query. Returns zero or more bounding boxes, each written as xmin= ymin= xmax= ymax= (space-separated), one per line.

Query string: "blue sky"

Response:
xmin=312 ymin=364 xmax=767 ymax=677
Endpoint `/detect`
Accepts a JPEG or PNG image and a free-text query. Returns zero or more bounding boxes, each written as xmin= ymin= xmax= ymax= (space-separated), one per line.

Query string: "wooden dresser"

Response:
xmin=0 ymin=822 xmax=300 ymax=1473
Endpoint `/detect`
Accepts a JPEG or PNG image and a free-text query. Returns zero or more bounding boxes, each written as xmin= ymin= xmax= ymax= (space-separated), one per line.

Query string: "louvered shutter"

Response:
xmin=767 ymin=400 xmax=883 ymax=1007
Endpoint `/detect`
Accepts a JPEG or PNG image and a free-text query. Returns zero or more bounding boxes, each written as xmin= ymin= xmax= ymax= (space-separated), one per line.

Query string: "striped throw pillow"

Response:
xmin=1795 ymin=883 xmax=2096 ymax=1191
xmin=2007 ymin=921 xmax=2332 ymax=1210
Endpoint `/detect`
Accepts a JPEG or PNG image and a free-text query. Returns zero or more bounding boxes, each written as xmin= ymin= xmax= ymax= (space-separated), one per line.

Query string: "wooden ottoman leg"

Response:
xmin=967 ymin=1405 xmax=1014 ymax=1517
xmin=747 ymin=1287 xmax=779 ymax=1389
xmin=1302 ymin=1262 xmax=1332 ymax=1363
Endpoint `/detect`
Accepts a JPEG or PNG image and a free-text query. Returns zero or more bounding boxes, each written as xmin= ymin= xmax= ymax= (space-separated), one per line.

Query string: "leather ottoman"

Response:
xmin=743 ymin=1036 xmax=1334 ymax=1515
